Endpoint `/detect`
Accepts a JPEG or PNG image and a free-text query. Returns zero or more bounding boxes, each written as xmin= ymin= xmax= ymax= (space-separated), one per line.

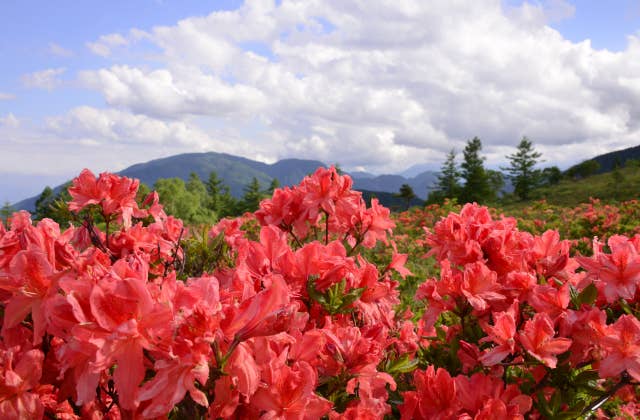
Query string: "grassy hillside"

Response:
xmin=502 ymin=164 xmax=640 ymax=210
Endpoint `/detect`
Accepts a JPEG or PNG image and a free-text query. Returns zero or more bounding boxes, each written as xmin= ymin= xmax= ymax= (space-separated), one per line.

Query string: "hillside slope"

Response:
xmin=513 ymin=164 xmax=640 ymax=207
xmin=569 ymin=144 xmax=640 ymax=174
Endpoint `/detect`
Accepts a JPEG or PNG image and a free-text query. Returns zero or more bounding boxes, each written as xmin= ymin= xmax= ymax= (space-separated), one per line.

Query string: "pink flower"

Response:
xmin=461 ymin=261 xmax=506 ymax=312
xmin=68 ymin=169 xmax=141 ymax=228
xmin=0 ymin=347 xmax=45 ymax=419
xmin=399 ymin=366 xmax=457 ymax=420
xmin=251 ymin=359 xmax=332 ymax=419
xmin=479 ymin=304 xmax=518 ymax=366
xmin=87 ymin=259 xmax=173 ymax=410
xmin=221 ymin=274 xmax=290 ymax=341
xmin=599 ymin=315 xmax=640 ymax=381
xmin=518 ymin=313 xmax=572 ymax=368
xmin=2 ymin=248 xmax=60 ymax=345
xmin=577 ymin=235 xmax=640 ymax=303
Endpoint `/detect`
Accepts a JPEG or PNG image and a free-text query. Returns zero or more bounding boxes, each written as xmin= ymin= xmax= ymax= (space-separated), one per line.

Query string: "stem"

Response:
xmin=103 ymin=213 xmax=110 ymax=250
xmin=212 ymin=336 xmax=241 ymax=372
xmin=346 ymin=226 xmax=370 ymax=257
xmin=164 ymin=227 xmax=184 ymax=277
xmin=324 ymin=210 xmax=330 ymax=245
xmin=83 ymin=216 xmax=110 ymax=257
xmin=284 ymin=224 xmax=303 ymax=248
xmin=581 ymin=372 xmax=631 ymax=418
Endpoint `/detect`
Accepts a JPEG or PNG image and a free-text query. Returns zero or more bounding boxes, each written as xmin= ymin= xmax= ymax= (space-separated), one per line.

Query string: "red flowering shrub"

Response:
xmin=0 ymin=166 xmax=639 ymax=418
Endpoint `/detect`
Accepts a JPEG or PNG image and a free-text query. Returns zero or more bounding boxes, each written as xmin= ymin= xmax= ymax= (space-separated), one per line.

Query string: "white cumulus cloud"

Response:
xmin=7 ymin=0 xmax=640 ymax=177
xmin=21 ymin=68 xmax=66 ymax=90
xmin=48 ymin=42 xmax=73 ymax=57
xmin=0 ymin=113 xmax=20 ymax=128
xmin=86 ymin=33 xmax=129 ymax=57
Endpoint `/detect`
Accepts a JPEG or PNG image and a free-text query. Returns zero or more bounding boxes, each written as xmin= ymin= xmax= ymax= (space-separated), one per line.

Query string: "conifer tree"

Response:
xmin=396 ymin=183 xmax=416 ymax=210
xmin=435 ymin=149 xmax=461 ymax=200
xmin=206 ymin=171 xmax=236 ymax=218
xmin=504 ymin=137 xmax=543 ymax=201
xmin=0 ymin=201 xmax=14 ymax=225
xmin=460 ymin=137 xmax=491 ymax=203
xmin=34 ymin=186 xmax=55 ymax=220
xmin=239 ymin=177 xmax=264 ymax=213
xmin=267 ymin=178 xmax=280 ymax=195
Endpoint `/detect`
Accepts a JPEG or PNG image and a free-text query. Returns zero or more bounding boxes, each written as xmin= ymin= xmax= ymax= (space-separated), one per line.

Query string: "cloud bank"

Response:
xmin=3 ymin=0 xmax=640 ymax=178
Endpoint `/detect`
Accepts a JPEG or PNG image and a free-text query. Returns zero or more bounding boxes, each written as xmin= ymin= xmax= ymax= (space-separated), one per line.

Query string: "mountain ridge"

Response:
xmin=13 ymin=142 xmax=638 ymax=212
xmin=11 ymin=152 xmax=437 ymax=211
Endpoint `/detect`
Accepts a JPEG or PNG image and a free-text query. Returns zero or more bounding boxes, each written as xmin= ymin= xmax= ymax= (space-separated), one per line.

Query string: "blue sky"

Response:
xmin=548 ymin=0 xmax=640 ymax=50
xmin=1 ymin=0 xmax=640 ymax=203
xmin=0 ymin=1 xmax=242 ymax=117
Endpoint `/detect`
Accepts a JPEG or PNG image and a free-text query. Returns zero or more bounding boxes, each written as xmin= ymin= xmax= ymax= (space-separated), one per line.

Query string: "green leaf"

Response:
xmin=385 ymin=354 xmax=419 ymax=375
xmin=307 ymin=277 xmax=365 ymax=315
xmin=536 ymin=390 xmax=553 ymax=417
xmin=307 ymin=276 xmax=327 ymax=305
xmin=620 ymin=298 xmax=633 ymax=315
xmin=550 ymin=389 xmax=563 ymax=413
xmin=573 ymin=369 xmax=600 ymax=387
xmin=577 ymin=283 xmax=598 ymax=306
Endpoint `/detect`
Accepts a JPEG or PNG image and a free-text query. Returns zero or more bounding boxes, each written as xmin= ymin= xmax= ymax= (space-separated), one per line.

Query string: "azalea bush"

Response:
xmin=1 ymin=166 xmax=639 ymax=419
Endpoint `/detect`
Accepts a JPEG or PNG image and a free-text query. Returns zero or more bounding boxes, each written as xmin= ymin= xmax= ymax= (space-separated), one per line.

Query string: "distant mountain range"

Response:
xmin=12 ymin=152 xmax=436 ymax=212
xmin=12 ymin=143 xmax=640 ymax=213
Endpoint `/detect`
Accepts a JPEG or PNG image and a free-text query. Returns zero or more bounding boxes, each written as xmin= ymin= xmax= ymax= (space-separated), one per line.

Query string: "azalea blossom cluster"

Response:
xmin=0 ymin=166 xmax=639 ymax=419
xmin=412 ymin=204 xmax=640 ymax=418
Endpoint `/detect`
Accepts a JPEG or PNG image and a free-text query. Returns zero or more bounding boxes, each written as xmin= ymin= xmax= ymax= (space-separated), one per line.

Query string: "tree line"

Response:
xmin=425 ymin=136 xmax=560 ymax=204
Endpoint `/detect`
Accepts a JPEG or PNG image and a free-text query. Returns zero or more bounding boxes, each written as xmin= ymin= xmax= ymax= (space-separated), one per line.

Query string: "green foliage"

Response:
xmin=136 ymin=182 xmax=151 ymax=203
xmin=504 ymin=137 xmax=543 ymax=200
xmin=566 ymin=159 xmax=600 ymax=179
xmin=1 ymin=201 xmax=15 ymax=225
xmin=523 ymin=164 xmax=640 ymax=206
xmin=34 ymin=186 xmax=55 ymax=220
xmin=206 ymin=171 xmax=237 ymax=219
xmin=154 ymin=177 xmax=216 ymax=225
xmin=626 ymin=158 xmax=640 ymax=168
xmin=31 ymin=184 xmax=74 ymax=224
xmin=486 ymin=169 xmax=505 ymax=200
xmin=570 ymin=283 xmax=598 ymax=309
xmin=541 ymin=166 xmax=562 ymax=186
xmin=267 ymin=178 xmax=280 ymax=195
xmin=47 ymin=183 xmax=74 ymax=225
xmin=307 ymin=277 xmax=365 ymax=315
xmin=395 ymin=183 xmax=416 ymax=210
xmin=609 ymin=162 xmax=625 ymax=200
xmin=430 ymin=149 xmax=461 ymax=203
xmin=459 ymin=137 xmax=492 ymax=204
xmin=238 ymin=177 xmax=267 ymax=214
xmin=186 ymin=172 xmax=208 ymax=200
xmin=180 ymin=229 xmax=233 ymax=278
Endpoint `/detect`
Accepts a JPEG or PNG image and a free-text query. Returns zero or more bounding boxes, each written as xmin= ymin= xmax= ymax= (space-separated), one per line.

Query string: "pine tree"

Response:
xmin=34 ymin=186 xmax=55 ymax=220
xmin=435 ymin=149 xmax=461 ymax=200
xmin=240 ymin=177 xmax=264 ymax=213
xmin=267 ymin=178 xmax=280 ymax=195
xmin=396 ymin=183 xmax=416 ymax=210
xmin=486 ymin=169 xmax=505 ymax=200
xmin=504 ymin=137 xmax=543 ymax=201
xmin=1 ymin=201 xmax=14 ymax=225
xmin=460 ymin=137 xmax=491 ymax=204
xmin=206 ymin=171 xmax=236 ymax=217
